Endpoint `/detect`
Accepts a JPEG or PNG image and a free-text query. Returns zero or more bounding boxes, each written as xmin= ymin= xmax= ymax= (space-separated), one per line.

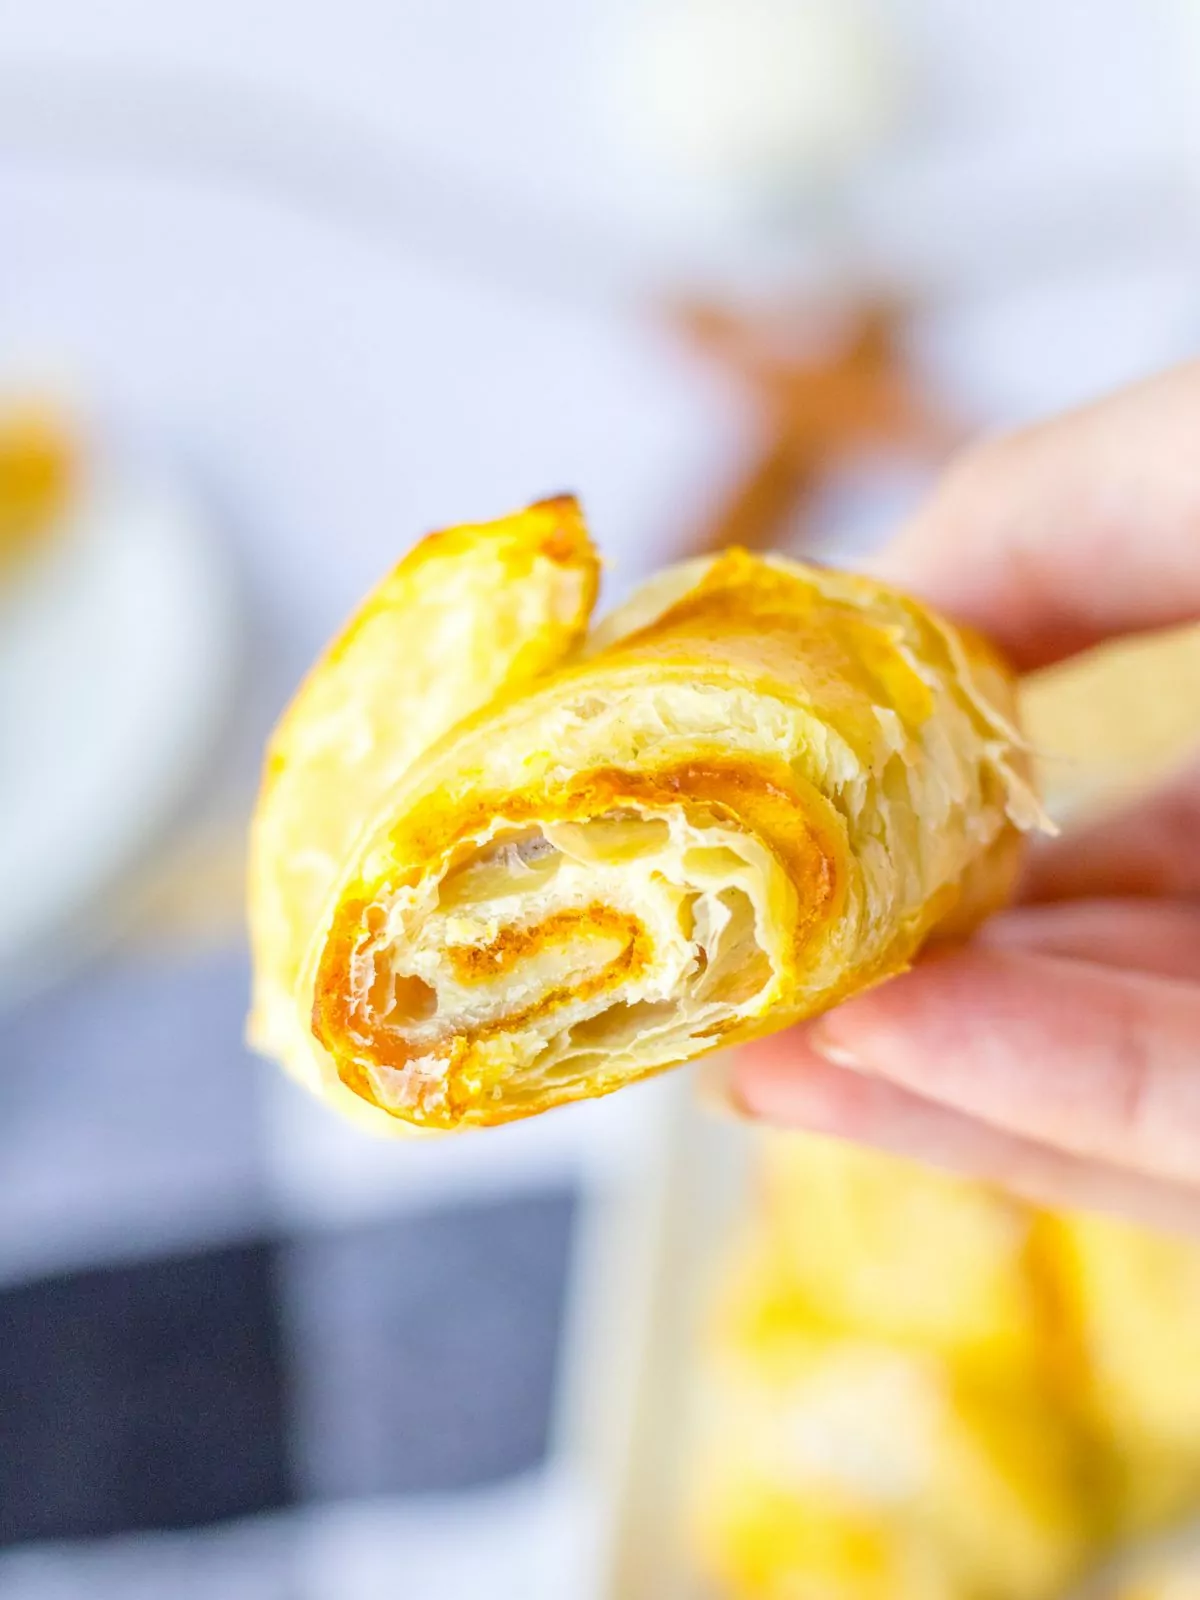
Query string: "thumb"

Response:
xmin=872 ymin=363 xmax=1200 ymax=670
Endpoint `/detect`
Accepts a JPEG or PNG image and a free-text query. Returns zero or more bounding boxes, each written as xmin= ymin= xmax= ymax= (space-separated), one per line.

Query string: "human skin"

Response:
xmin=726 ymin=363 xmax=1200 ymax=1234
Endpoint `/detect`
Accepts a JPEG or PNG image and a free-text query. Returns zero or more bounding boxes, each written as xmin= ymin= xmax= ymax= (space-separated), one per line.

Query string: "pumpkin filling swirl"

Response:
xmin=313 ymin=804 xmax=801 ymax=1128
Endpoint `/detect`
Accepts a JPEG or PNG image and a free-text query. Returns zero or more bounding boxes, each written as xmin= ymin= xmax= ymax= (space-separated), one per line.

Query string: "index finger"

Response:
xmin=874 ymin=363 xmax=1200 ymax=671
xmin=744 ymin=942 xmax=1200 ymax=1187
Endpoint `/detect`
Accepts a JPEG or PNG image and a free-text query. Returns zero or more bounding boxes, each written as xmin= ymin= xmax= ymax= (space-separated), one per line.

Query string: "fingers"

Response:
xmin=872 ymin=363 xmax=1200 ymax=670
xmin=731 ymin=1048 xmax=1200 ymax=1235
xmin=739 ymin=945 xmax=1200 ymax=1185
xmin=982 ymin=898 xmax=1200 ymax=983
xmin=1019 ymin=764 xmax=1200 ymax=903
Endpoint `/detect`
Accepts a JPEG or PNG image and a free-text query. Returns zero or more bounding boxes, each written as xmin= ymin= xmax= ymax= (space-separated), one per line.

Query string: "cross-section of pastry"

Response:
xmin=247 ymin=496 xmax=1042 ymax=1132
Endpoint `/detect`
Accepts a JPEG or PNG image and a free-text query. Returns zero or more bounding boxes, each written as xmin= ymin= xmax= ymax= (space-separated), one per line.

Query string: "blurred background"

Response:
xmin=6 ymin=3 xmax=1200 ymax=1597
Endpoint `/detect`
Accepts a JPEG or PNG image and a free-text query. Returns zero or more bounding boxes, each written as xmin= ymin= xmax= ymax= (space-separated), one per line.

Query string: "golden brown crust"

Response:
xmin=245 ymin=496 xmax=599 ymax=1127
xmin=248 ymin=501 xmax=1042 ymax=1134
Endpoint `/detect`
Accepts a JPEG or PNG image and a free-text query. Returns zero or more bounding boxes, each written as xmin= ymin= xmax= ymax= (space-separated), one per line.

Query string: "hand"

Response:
xmin=730 ymin=363 xmax=1200 ymax=1233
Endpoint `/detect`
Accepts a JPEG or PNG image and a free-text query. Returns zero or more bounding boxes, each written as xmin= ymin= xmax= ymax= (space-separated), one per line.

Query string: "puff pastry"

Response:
xmin=756 ymin=1132 xmax=1047 ymax=1377
xmin=248 ymin=496 xmax=1040 ymax=1131
xmin=687 ymin=1244 xmax=1091 ymax=1600
xmin=1044 ymin=1211 xmax=1200 ymax=1538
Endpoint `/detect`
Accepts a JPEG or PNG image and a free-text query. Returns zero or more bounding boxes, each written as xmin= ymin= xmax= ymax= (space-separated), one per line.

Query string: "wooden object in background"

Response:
xmin=673 ymin=298 xmax=959 ymax=556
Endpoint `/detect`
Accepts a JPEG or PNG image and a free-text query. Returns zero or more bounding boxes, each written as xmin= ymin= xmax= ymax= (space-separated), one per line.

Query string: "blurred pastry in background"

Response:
xmin=690 ymin=1484 xmax=959 ymax=1600
xmin=687 ymin=1221 xmax=1092 ymax=1600
xmin=689 ymin=1130 xmax=1200 ymax=1600
xmin=755 ymin=1133 xmax=1048 ymax=1381
xmin=1044 ymin=1213 xmax=1200 ymax=1541
xmin=0 ymin=401 xmax=76 ymax=582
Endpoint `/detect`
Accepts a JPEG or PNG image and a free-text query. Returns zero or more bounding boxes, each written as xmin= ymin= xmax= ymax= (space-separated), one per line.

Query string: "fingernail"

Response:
xmin=694 ymin=1054 xmax=754 ymax=1122
xmin=806 ymin=1020 xmax=871 ymax=1074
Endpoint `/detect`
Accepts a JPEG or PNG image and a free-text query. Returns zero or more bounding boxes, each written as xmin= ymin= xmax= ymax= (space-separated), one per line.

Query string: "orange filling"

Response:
xmin=311 ymin=754 xmax=841 ymax=1125
xmin=445 ymin=905 xmax=642 ymax=984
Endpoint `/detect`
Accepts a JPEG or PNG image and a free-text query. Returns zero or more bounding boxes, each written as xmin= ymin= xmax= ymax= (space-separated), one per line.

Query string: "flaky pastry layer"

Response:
xmin=248 ymin=497 xmax=1042 ymax=1132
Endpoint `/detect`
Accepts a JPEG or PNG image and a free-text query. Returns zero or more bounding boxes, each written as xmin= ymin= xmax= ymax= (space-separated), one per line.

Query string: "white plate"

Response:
xmin=0 ymin=460 xmax=238 ymax=1004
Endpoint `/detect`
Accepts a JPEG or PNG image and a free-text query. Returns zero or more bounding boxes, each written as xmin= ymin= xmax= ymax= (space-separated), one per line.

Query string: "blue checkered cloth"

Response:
xmin=0 ymin=946 xmax=588 ymax=1599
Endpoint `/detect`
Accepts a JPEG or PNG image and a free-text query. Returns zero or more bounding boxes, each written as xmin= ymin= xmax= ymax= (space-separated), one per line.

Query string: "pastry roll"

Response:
xmin=1043 ymin=1212 xmax=1200 ymax=1538
xmin=686 ymin=1247 xmax=1091 ymax=1600
xmin=688 ymin=1490 xmax=960 ymax=1600
xmin=757 ymin=1132 xmax=1047 ymax=1378
xmin=248 ymin=496 xmax=1041 ymax=1132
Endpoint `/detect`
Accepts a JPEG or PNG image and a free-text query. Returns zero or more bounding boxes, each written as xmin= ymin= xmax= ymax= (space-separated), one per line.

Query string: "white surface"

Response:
xmin=296 ymin=1471 xmax=590 ymax=1600
xmin=0 ymin=165 xmax=739 ymax=655
xmin=0 ymin=0 xmax=1187 ymax=293
xmin=0 ymin=1470 xmax=589 ymax=1600
xmin=0 ymin=463 xmax=237 ymax=1002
